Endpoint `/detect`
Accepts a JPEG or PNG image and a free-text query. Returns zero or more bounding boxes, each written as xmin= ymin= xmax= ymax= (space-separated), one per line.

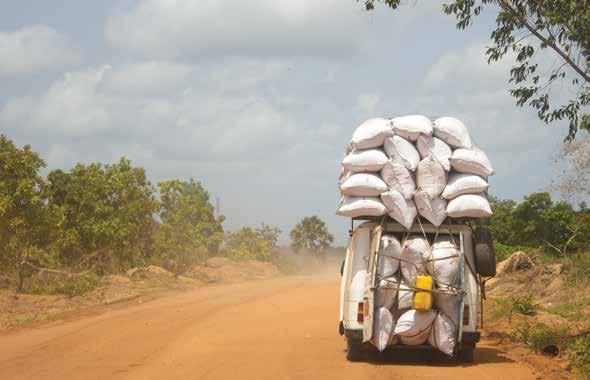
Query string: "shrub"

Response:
xmin=494 ymin=242 xmax=534 ymax=262
xmin=512 ymin=321 xmax=566 ymax=352
xmin=224 ymin=224 xmax=281 ymax=262
xmin=569 ymin=335 xmax=590 ymax=379
xmin=29 ymin=273 xmax=101 ymax=298
xmin=563 ymin=252 xmax=590 ymax=286
xmin=511 ymin=295 xmax=538 ymax=316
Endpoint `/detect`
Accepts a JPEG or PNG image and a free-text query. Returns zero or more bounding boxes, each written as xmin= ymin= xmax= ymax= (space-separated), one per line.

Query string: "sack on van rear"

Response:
xmin=428 ymin=239 xmax=460 ymax=287
xmin=384 ymin=135 xmax=420 ymax=171
xmin=401 ymin=237 xmax=430 ymax=284
xmin=433 ymin=117 xmax=473 ymax=149
xmin=342 ymin=149 xmax=388 ymax=172
xmin=394 ymin=309 xmax=436 ymax=340
xmin=378 ymin=236 xmax=402 ymax=278
xmin=416 ymin=135 xmax=452 ymax=171
xmin=442 ymin=173 xmax=489 ymax=200
xmin=428 ymin=312 xmax=456 ymax=356
xmin=450 ymin=148 xmax=494 ymax=177
xmin=336 ymin=196 xmax=387 ymax=218
xmin=351 ymin=118 xmax=394 ymax=149
xmin=398 ymin=280 xmax=414 ymax=310
xmin=381 ymin=190 xmax=417 ymax=230
xmin=446 ymin=193 xmax=493 ymax=218
xmin=376 ymin=278 xmax=398 ymax=309
xmin=372 ymin=306 xmax=395 ymax=352
xmin=414 ymin=190 xmax=447 ymax=227
xmin=391 ymin=115 xmax=434 ymax=141
xmin=381 ymin=160 xmax=416 ymax=200
xmin=416 ymin=157 xmax=447 ymax=199
xmin=340 ymin=173 xmax=388 ymax=197
xmin=435 ymin=288 xmax=461 ymax=327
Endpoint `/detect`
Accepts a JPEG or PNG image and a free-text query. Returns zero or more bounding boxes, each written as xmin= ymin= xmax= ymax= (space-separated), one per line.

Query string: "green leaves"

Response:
xmin=224 ymin=224 xmax=281 ymax=262
xmin=363 ymin=0 xmax=590 ymax=140
xmin=290 ymin=216 xmax=334 ymax=254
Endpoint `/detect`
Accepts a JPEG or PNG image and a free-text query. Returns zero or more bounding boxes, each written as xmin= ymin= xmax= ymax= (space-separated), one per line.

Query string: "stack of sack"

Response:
xmin=337 ymin=116 xmax=494 ymax=226
xmin=372 ymin=234 xmax=463 ymax=356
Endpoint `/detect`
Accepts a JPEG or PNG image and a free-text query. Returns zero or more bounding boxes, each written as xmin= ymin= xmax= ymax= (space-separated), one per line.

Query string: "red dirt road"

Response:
xmin=0 ymin=277 xmax=538 ymax=380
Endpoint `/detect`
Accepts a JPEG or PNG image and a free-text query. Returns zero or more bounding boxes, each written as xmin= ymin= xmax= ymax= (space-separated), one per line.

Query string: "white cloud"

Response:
xmin=0 ymin=25 xmax=79 ymax=77
xmin=102 ymin=61 xmax=193 ymax=95
xmin=105 ymin=0 xmax=367 ymax=58
xmin=424 ymin=43 xmax=513 ymax=89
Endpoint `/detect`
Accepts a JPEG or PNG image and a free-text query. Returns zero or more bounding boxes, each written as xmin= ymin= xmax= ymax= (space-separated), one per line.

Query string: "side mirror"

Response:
xmin=474 ymin=227 xmax=496 ymax=277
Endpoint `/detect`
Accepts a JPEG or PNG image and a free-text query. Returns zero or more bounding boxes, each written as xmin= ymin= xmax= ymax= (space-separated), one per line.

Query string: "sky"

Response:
xmin=0 ymin=0 xmax=568 ymax=245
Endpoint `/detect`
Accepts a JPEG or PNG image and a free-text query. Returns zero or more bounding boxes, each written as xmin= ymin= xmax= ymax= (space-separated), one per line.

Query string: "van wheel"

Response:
xmin=346 ymin=339 xmax=364 ymax=362
xmin=459 ymin=347 xmax=475 ymax=363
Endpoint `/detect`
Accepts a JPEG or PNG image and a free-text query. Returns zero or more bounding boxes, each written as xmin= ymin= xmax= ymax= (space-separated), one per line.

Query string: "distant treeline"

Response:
xmin=0 ymin=135 xmax=290 ymax=290
xmin=486 ymin=193 xmax=590 ymax=259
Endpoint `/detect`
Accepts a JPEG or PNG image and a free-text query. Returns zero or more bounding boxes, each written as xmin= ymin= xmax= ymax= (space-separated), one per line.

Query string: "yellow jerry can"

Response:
xmin=412 ymin=275 xmax=433 ymax=311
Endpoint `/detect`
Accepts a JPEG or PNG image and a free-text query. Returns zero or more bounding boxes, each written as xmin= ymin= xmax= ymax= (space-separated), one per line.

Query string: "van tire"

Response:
xmin=459 ymin=347 xmax=475 ymax=363
xmin=346 ymin=339 xmax=364 ymax=362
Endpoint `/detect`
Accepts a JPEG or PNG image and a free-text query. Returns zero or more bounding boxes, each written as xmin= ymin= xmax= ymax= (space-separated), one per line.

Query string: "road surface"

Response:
xmin=0 ymin=277 xmax=538 ymax=380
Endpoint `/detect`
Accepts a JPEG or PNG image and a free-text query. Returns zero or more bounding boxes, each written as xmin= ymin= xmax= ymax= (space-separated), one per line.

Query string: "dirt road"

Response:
xmin=0 ymin=277 xmax=538 ymax=380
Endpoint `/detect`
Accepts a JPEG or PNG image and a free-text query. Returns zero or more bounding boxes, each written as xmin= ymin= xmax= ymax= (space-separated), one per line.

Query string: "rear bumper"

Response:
xmin=344 ymin=328 xmax=480 ymax=348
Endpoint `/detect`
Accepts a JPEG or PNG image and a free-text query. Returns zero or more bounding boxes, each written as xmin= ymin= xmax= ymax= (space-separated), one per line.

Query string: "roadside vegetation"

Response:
xmin=0 ymin=135 xmax=333 ymax=295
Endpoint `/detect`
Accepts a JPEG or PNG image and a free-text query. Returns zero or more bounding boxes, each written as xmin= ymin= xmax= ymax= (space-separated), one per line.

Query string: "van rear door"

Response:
xmin=362 ymin=225 xmax=382 ymax=343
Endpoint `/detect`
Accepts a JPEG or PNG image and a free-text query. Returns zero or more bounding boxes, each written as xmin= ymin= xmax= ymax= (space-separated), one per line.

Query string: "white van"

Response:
xmin=338 ymin=220 xmax=495 ymax=362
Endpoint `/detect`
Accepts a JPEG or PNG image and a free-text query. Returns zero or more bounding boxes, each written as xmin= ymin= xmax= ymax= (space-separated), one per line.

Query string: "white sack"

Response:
xmin=351 ymin=118 xmax=394 ymax=149
xmin=450 ymin=148 xmax=494 ymax=176
xmin=416 ymin=157 xmax=447 ymax=198
xmin=442 ymin=173 xmax=489 ymax=200
xmin=401 ymin=326 xmax=431 ymax=346
xmin=378 ymin=236 xmax=402 ymax=278
xmin=416 ymin=135 xmax=452 ymax=171
xmin=381 ymin=160 xmax=416 ymax=200
xmin=435 ymin=288 xmax=461 ymax=327
xmin=391 ymin=115 xmax=433 ymax=141
xmin=384 ymin=136 xmax=420 ymax=171
xmin=401 ymin=237 xmax=430 ymax=284
xmin=336 ymin=196 xmax=387 ymax=218
xmin=372 ymin=307 xmax=395 ymax=352
xmin=381 ymin=190 xmax=417 ymax=230
xmin=446 ymin=193 xmax=493 ymax=218
xmin=428 ymin=239 xmax=460 ymax=287
xmin=376 ymin=278 xmax=398 ymax=309
xmin=414 ymin=190 xmax=447 ymax=227
xmin=428 ymin=312 xmax=457 ymax=356
xmin=340 ymin=173 xmax=388 ymax=197
xmin=433 ymin=117 xmax=473 ymax=149
xmin=398 ymin=281 xmax=414 ymax=310
xmin=394 ymin=309 xmax=436 ymax=339
xmin=342 ymin=149 xmax=388 ymax=172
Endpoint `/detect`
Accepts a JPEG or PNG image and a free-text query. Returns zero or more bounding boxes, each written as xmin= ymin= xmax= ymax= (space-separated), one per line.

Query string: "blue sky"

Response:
xmin=0 ymin=1 xmax=567 ymax=245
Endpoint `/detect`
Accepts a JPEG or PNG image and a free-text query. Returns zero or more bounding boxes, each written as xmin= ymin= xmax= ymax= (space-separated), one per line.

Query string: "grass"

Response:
xmin=544 ymin=303 xmax=584 ymax=321
xmin=563 ymin=252 xmax=590 ymax=287
xmin=488 ymin=297 xmax=512 ymax=321
xmin=493 ymin=241 xmax=535 ymax=262
xmin=29 ymin=273 xmax=102 ymax=298
xmin=569 ymin=335 xmax=590 ymax=380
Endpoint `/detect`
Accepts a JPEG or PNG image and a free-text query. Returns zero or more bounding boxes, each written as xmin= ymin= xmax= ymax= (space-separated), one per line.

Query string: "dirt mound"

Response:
xmin=187 ymin=258 xmax=279 ymax=284
xmin=496 ymin=251 xmax=538 ymax=276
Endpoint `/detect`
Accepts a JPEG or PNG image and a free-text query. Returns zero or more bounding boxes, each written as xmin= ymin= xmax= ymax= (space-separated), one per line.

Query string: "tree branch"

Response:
xmin=497 ymin=0 xmax=590 ymax=83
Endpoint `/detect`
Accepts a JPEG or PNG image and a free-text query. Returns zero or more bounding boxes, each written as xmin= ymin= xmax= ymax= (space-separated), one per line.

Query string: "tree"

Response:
xmin=224 ymin=224 xmax=281 ymax=261
xmin=0 ymin=135 xmax=54 ymax=290
xmin=363 ymin=0 xmax=590 ymax=140
xmin=290 ymin=216 xmax=334 ymax=258
xmin=155 ymin=179 xmax=224 ymax=274
xmin=47 ymin=157 xmax=159 ymax=271
xmin=553 ymin=130 xmax=589 ymax=204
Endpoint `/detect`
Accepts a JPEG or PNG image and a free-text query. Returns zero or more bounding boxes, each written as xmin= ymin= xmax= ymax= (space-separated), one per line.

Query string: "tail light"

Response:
xmin=463 ymin=305 xmax=470 ymax=325
xmin=357 ymin=302 xmax=364 ymax=323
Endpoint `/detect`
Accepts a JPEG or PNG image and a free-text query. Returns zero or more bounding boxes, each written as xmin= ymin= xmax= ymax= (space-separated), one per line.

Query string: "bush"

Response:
xmin=563 ymin=252 xmax=590 ymax=286
xmin=512 ymin=321 xmax=566 ymax=352
xmin=511 ymin=295 xmax=538 ymax=316
xmin=569 ymin=335 xmax=590 ymax=379
xmin=29 ymin=273 xmax=101 ymax=298
xmin=224 ymin=224 xmax=281 ymax=262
